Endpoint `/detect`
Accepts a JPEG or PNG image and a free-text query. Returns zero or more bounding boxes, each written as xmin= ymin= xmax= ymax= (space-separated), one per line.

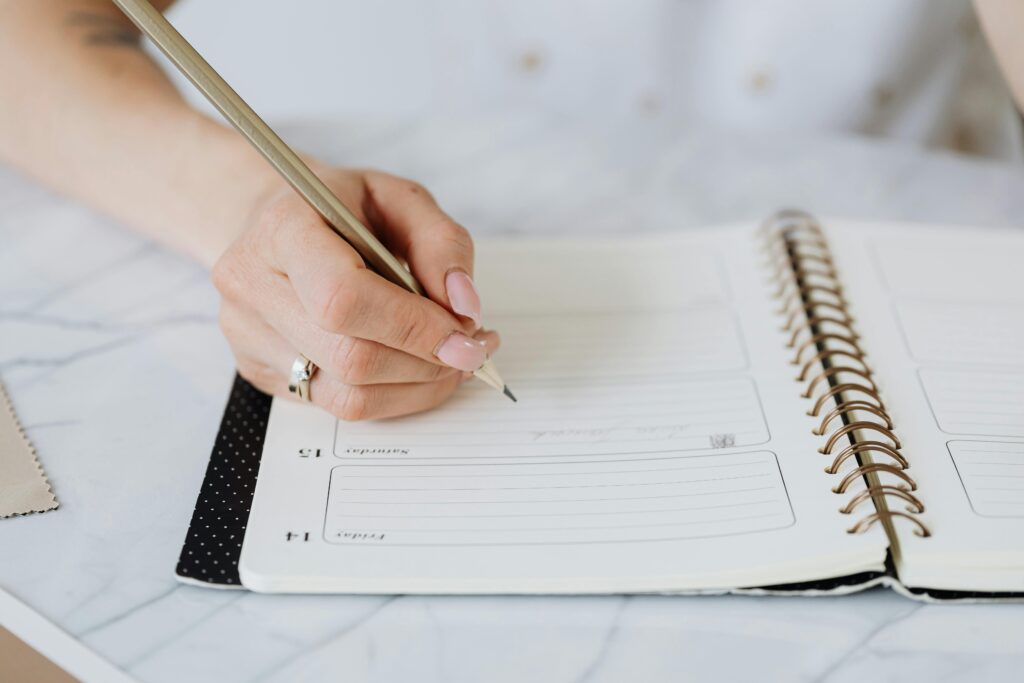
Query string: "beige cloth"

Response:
xmin=0 ymin=382 xmax=57 ymax=517
xmin=0 ymin=627 xmax=76 ymax=683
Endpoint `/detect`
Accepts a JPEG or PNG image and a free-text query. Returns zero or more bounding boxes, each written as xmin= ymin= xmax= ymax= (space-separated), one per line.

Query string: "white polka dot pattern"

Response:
xmin=175 ymin=375 xmax=272 ymax=586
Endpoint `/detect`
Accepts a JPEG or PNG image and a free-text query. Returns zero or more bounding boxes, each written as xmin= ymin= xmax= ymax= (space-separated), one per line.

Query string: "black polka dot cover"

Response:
xmin=175 ymin=375 xmax=271 ymax=588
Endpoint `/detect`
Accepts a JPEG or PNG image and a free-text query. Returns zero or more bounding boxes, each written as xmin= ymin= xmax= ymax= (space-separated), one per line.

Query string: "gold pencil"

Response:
xmin=112 ymin=0 xmax=515 ymax=402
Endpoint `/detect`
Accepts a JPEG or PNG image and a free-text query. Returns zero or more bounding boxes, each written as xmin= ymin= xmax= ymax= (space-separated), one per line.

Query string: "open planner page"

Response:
xmin=827 ymin=221 xmax=1024 ymax=593
xmin=239 ymin=226 xmax=890 ymax=593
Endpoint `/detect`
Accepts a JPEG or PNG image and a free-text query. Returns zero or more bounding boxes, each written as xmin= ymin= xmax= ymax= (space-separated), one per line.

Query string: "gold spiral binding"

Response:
xmin=776 ymin=292 xmax=843 ymax=319
xmin=781 ymin=300 xmax=852 ymax=331
xmin=825 ymin=441 xmax=909 ymax=474
xmin=814 ymin=401 xmax=892 ymax=435
xmin=762 ymin=209 xmax=931 ymax=538
xmin=848 ymin=512 xmax=930 ymax=537
xmin=770 ymin=263 xmax=838 ymax=288
xmin=819 ymin=421 xmax=901 ymax=454
xmin=787 ymin=318 xmax=860 ymax=347
xmin=840 ymin=486 xmax=925 ymax=515
xmin=802 ymin=366 xmax=875 ymax=398
xmin=791 ymin=334 xmax=861 ymax=364
xmin=796 ymin=350 xmax=868 ymax=381
xmin=832 ymin=462 xmax=917 ymax=493
xmin=808 ymin=383 xmax=885 ymax=416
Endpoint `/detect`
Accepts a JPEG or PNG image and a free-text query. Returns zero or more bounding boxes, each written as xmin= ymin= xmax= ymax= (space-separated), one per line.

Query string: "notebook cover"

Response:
xmin=176 ymin=376 xmax=1018 ymax=600
xmin=175 ymin=375 xmax=271 ymax=588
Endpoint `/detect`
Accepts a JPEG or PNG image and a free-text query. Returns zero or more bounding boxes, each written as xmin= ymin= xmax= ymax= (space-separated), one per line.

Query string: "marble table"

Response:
xmin=2 ymin=114 xmax=1024 ymax=682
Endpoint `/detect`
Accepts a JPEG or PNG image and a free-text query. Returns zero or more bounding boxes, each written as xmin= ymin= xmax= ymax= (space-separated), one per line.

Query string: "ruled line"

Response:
xmin=332 ymin=512 xmax=787 ymax=535
xmin=344 ymin=418 xmax=761 ymax=438
xmin=340 ymin=429 xmax=767 ymax=449
xmin=948 ymin=440 xmax=1024 ymax=518
xmin=333 ymin=498 xmax=782 ymax=519
xmin=334 ymin=461 xmax=766 ymax=479
xmin=332 ymin=472 xmax=772 ymax=492
xmin=330 ymin=487 xmax=780 ymax=506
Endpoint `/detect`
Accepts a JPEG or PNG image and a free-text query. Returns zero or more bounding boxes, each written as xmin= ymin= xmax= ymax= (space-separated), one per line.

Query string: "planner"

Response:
xmin=178 ymin=211 xmax=1024 ymax=599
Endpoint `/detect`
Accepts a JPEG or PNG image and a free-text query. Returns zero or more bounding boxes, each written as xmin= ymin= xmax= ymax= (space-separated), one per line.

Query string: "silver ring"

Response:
xmin=288 ymin=354 xmax=316 ymax=402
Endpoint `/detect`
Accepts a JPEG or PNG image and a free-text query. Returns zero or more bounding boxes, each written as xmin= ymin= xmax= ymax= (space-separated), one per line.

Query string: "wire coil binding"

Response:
xmin=761 ymin=209 xmax=930 ymax=538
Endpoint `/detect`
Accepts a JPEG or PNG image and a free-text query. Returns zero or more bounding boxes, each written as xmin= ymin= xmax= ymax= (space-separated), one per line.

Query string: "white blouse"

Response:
xmin=168 ymin=0 xmax=1023 ymax=160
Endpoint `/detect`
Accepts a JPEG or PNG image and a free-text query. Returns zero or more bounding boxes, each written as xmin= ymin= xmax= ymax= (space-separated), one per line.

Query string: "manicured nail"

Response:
xmin=474 ymin=329 xmax=500 ymax=353
xmin=435 ymin=332 xmax=487 ymax=371
xmin=445 ymin=270 xmax=482 ymax=326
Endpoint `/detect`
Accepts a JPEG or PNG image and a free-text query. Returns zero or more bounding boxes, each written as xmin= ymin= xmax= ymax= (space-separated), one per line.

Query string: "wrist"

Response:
xmin=173 ymin=113 xmax=283 ymax=267
xmin=210 ymin=146 xmax=337 ymax=268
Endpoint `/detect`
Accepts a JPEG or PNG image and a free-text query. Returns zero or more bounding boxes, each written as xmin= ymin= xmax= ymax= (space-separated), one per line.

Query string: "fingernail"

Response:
xmin=474 ymin=329 xmax=500 ymax=353
xmin=435 ymin=332 xmax=487 ymax=371
xmin=445 ymin=270 xmax=482 ymax=326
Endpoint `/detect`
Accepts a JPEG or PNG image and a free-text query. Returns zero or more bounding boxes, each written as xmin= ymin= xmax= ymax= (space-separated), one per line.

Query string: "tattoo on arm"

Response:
xmin=66 ymin=11 xmax=142 ymax=47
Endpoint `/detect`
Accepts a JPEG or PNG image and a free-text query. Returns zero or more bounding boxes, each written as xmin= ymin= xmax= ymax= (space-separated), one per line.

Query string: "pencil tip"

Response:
xmin=503 ymin=385 xmax=518 ymax=403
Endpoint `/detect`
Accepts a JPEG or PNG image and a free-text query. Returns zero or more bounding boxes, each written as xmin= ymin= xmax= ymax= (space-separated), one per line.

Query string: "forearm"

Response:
xmin=0 ymin=0 xmax=279 ymax=266
xmin=975 ymin=0 xmax=1024 ymax=114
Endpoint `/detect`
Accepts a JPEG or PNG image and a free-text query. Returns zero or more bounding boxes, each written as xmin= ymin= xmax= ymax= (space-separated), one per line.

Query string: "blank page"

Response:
xmin=827 ymin=221 xmax=1024 ymax=593
xmin=239 ymin=227 xmax=889 ymax=593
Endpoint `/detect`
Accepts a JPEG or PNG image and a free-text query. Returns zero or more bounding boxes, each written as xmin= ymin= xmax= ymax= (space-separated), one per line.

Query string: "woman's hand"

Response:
xmin=0 ymin=3 xmax=498 ymax=421
xmin=212 ymin=167 xmax=499 ymax=421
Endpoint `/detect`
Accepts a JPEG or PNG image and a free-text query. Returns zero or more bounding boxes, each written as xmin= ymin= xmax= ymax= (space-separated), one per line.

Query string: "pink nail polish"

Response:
xmin=436 ymin=332 xmax=487 ymax=371
xmin=445 ymin=271 xmax=482 ymax=326
xmin=474 ymin=329 xmax=499 ymax=353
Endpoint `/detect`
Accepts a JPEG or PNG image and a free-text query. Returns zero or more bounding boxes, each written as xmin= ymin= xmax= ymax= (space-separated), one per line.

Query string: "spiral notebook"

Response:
xmin=177 ymin=211 xmax=1024 ymax=599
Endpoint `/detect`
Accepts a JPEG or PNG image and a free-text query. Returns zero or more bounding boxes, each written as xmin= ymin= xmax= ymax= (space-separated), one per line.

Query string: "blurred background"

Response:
xmin=165 ymin=0 xmax=1022 ymax=161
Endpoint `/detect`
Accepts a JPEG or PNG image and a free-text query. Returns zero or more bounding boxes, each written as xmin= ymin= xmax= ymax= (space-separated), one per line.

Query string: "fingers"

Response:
xmin=308 ymin=328 xmax=499 ymax=387
xmin=301 ymin=267 xmax=487 ymax=372
xmin=362 ymin=171 xmax=482 ymax=327
xmin=263 ymin=207 xmax=485 ymax=371
xmin=224 ymin=284 xmax=501 ymax=385
xmin=256 ymin=281 xmax=461 ymax=385
xmin=310 ymin=269 xmax=485 ymax=368
xmin=220 ymin=301 xmax=471 ymax=420
xmin=222 ymin=292 xmax=501 ymax=385
xmin=316 ymin=373 xmax=465 ymax=422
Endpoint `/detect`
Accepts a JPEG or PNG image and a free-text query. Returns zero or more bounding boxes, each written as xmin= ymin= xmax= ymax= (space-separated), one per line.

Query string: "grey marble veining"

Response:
xmin=2 ymin=113 xmax=1024 ymax=682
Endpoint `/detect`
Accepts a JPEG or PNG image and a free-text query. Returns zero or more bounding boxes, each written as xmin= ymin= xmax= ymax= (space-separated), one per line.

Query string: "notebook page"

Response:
xmin=826 ymin=221 xmax=1024 ymax=592
xmin=239 ymin=227 xmax=889 ymax=593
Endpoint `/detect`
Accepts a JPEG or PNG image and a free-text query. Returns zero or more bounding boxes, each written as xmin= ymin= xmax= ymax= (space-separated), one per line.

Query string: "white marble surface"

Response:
xmin=2 ymin=113 xmax=1024 ymax=682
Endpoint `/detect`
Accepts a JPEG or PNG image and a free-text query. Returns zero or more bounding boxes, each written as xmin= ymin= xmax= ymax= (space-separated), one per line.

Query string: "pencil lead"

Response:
xmin=503 ymin=385 xmax=518 ymax=403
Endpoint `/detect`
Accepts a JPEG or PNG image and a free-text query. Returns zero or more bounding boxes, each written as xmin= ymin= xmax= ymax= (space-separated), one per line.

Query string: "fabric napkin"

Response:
xmin=0 ymin=382 xmax=57 ymax=517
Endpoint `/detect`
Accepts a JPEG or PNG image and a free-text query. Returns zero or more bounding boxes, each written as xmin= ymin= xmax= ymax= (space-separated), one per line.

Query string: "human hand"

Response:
xmin=212 ymin=167 xmax=499 ymax=420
